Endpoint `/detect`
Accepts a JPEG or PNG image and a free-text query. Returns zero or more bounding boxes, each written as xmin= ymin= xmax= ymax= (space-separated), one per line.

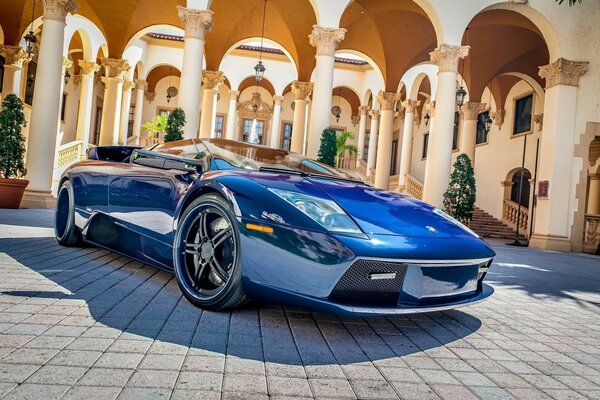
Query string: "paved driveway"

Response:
xmin=0 ymin=209 xmax=599 ymax=400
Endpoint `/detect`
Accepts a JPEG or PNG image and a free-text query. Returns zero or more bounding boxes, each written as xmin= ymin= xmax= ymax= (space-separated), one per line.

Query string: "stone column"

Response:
xmin=131 ymin=79 xmax=147 ymax=145
xmin=199 ymin=70 xmax=224 ymax=138
xmin=459 ymin=101 xmax=486 ymax=163
xmin=530 ymin=58 xmax=589 ymax=251
xmin=588 ymin=174 xmax=600 ymax=215
xmin=366 ymin=109 xmax=380 ymax=178
xmin=75 ymin=60 xmax=99 ymax=153
xmin=177 ymin=6 xmax=213 ymax=139
xmin=22 ymin=0 xmax=77 ymax=208
xmin=422 ymin=44 xmax=469 ymax=207
xmin=118 ymin=80 xmax=135 ymax=144
xmin=374 ymin=91 xmax=400 ymax=189
xmin=270 ymin=95 xmax=283 ymax=148
xmin=356 ymin=105 xmax=369 ymax=168
xmin=398 ymin=99 xmax=420 ymax=189
xmin=224 ymin=91 xmax=239 ymax=140
xmin=98 ymin=58 xmax=130 ymax=146
xmin=306 ymin=25 xmax=346 ymax=158
xmin=0 ymin=45 xmax=28 ymax=98
xmin=290 ymin=81 xmax=313 ymax=154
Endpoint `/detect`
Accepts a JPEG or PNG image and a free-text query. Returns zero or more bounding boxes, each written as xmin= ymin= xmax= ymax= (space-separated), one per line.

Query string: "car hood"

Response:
xmin=308 ymin=178 xmax=478 ymax=238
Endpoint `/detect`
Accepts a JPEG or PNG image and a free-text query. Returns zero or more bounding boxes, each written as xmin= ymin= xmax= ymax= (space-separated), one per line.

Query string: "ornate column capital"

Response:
xmin=63 ymin=57 xmax=73 ymax=69
xmin=145 ymin=91 xmax=156 ymax=103
xmin=376 ymin=91 xmax=401 ymax=111
xmin=351 ymin=115 xmax=360 ymax=126
xmin=424 ymin=101 xmax=436 ymax=118
xmin=460 ymin=101 xmax=486 ymax=121
xmin=533 ymin=113 xmax=544 ymax=131
xmin=539 ymin=58 xmax=589 ymax=89
xmin=78 ymin=60 xmax=100 ymax=75
xmin=309 ymin=25 xmax=346 ymax=57
xmin=202 ymin=70 xmax=224 ymax=91
xmin=42 ymin=0 xmax=78 ymax=22
xmin=491 ymin=109 xmax=505 ymax=129
xmin=429 ymin=44 xmax=469 ymax=73
xmin=135 ymin=79 xmax=148 ymax=91
xmin=0 ymin=45 xmax=28 ymax=67
xmin=358 ymin=105 xmax=370 ymax=116
xmin=292 ymin=81 xmax=313 ymax=101
xmin=369 ymin=109 xmax=380 ymax=120
xmin=273 ymin=95 xmax=284 ymax=105
xmin=101 ymin=58 xmax=130 ymax=79
xmin=177 ymin=6 xmax=213 ymax=40
xmin=122 ymin=80 xmax=135 ymax=92
xmin=401 ymin=99 xmax=420 ymax=114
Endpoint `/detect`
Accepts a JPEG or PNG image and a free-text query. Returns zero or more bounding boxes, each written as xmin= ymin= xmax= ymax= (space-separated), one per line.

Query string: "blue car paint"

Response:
xmin=61 ymin=142 xmax=496 ymax=315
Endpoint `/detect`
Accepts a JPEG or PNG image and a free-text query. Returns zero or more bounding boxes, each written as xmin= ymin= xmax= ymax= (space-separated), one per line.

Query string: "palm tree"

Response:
xmin=335 ymin=131 xmax=358 ymax=168
xmin=141 ymin=115 xmax=167 ymax=143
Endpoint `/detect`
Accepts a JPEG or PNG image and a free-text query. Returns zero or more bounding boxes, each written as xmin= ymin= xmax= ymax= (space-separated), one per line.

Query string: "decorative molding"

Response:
xmin=42 ymin=0 xmax=78 ymax=22
xmin=100 ymin=58 xmax=130 ymax=79
xmin=145 ymin=91 xmax=156 ymax=103
xmin=230 ymin=91 xmax=241 ymax=100
xmin=122 ymin=80 xmax=136 ymax=92
xmin=358 ymin=105 xmax=370 ymax=116
xmin=0 ymin=45 xmax=28 ymax=67
xmin=237 ymin=92 xmax=272 ymax=140
xmin=401 ymin=99 xmax=420 ymax=114
xmin=491 ymin=109 xmax=505 ymax=129
xmin=395 ymin=108 xmax=406 ymax=121
xmin=376 ymin=91 xmax=400 ymax=111
xmin=425 ymin=101 xmax=436 ymax=118
xmin=201 ymin=70 xmax=224 ymax=91
xmin=533 ymin=113 xmax=544 ymax=131
xmin=429 ymin=44 xmax=470 ymax=73
xmin=539 ymin=58 xmax=589 ymax=89
xmin=351 ymin=115 xmax=360 ymax=126
xmin=414 ymin=113 xmax=422 ymax=128
xmin=460 ymin=102 xmax=486 ymax=121
xmin=72 ymin=74 xmax=81 ymax=86
xmin=273 ymin=95 xmax=283 ymax=105
xmin=309 ymin=25 xmax=346 ymax=57
xmin=369 ymin=109 xmax=380 ymax=120
xmin=78 ymin=60 xmax=100 ymax=75
xmin=177 ymin=6 xmax=213 ymax=40
xmin=62 ymin=57 xmax=73 ymax=70
xmin=135 ymin=79 xmax=148 ymax=91
xmin=291 ymin=81 xmax=313 ymax=101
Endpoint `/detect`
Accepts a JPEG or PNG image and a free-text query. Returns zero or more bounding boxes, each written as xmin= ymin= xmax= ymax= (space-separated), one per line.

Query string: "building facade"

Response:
xmin=0 ymin=0 xmax=599 ymax=253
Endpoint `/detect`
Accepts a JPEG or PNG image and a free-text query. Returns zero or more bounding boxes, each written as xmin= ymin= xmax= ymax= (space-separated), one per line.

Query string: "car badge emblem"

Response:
xmin=426 ymin=226 xmax=437 ymax=233
xmin=261 ymin=211 xmax=285 ymax=224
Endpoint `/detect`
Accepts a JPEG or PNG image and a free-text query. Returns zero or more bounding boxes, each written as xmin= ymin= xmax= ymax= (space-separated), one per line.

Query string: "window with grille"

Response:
xmin=281 ymin=122 xmax=293 ymax=150
xmin=214 ymin=114 xmax=225 ymax=138
xmin=242 ymin=118 xmax=265 ymax=144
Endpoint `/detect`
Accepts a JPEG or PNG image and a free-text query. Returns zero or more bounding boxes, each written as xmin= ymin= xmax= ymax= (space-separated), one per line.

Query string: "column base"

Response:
xmin=20 ymin=189 xmax=56 ymax=209
xmin=397 ymin=185 xmax=406 ymax=193
xmin=529 ymin=233 xmax=572 ymax=252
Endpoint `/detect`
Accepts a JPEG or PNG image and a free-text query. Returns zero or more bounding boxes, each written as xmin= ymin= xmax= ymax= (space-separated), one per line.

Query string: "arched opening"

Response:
xmin=508 ymin=168 xmax=532 ymax=209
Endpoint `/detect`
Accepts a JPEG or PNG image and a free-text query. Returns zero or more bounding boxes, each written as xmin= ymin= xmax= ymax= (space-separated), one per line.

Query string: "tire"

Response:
xmin=173 ymin=194 xmax=248 ymax=310
xmin=54 ymin=180 xmax=82 ymax=246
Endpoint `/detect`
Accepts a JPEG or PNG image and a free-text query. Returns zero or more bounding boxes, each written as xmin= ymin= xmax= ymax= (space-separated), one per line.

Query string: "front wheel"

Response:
xmin=54 ymin=180 xmax=82 ymax=246
xmin=173 ymin=194 xmax=248 ymax=310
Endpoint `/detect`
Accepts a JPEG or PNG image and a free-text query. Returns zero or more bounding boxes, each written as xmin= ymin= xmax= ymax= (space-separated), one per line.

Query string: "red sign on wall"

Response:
xmin=538 ymin=180 xmax=549 ymax=199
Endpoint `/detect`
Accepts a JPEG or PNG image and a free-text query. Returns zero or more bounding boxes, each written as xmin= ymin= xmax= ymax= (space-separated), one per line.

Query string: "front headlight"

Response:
xmin=269 ymin=188 xmax=362 ymax=234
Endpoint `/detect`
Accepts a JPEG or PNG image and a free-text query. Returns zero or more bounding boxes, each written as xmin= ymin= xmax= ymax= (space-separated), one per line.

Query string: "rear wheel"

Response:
xmin=54 ymin=180 xmax=82 ymax=246
xmin=173 ymin=194 xmax=247 ymax=310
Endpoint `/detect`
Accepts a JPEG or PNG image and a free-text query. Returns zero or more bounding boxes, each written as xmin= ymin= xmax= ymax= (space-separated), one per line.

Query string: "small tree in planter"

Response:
xmin=443 ymin=154 xmax=476 ymax=224
xmin=0 ymin=93 xmax=29 ymax=208
xmin=317 ymin=128 xmax=337 ymax=167
xmin=164 ymin=108 xmax=186 ymax=142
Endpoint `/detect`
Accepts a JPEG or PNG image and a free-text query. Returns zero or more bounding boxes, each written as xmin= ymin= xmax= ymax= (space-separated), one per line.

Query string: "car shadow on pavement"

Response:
xmin=0 ymin=234 xmax=483 ymax=366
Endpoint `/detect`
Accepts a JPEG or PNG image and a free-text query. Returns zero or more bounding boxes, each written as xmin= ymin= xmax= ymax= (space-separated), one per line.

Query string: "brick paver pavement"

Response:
xmin=0 ymin=209 xmax=599 ymax=399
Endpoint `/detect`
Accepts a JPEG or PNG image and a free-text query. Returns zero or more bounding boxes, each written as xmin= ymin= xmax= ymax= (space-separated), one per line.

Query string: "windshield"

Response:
xmin=203 ymin=139 xmax=351 ymax=178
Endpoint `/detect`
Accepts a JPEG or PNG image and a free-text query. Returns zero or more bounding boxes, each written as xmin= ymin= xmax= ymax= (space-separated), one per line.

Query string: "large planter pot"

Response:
xmin=0 ymin=178 xmax=29 ymax=209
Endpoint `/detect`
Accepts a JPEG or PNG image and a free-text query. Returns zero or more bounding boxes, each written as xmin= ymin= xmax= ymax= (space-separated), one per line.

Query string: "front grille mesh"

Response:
xmin=329 ymin=259 xmax=408 ymax=306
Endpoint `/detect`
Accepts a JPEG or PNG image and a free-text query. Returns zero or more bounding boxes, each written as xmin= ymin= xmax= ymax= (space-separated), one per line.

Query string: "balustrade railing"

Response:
xmin=56 ymin=141 xmax=83 ymax=169
xmin=502 ymin=200 xmax=528 ymax=233
xmin=337 ymin=156 xmax=357 ymax=172
xmin=584 ymin=214 xmax=600 ymax=253
xmin=389 ymin=174 xmax=399 ymax=191
xmin=404 ymin=174 xmax=423 ymax=199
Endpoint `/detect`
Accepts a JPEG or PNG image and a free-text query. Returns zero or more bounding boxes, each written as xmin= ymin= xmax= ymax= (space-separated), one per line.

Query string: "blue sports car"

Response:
xmin=55 ymin=138 xmax=494 ymax=315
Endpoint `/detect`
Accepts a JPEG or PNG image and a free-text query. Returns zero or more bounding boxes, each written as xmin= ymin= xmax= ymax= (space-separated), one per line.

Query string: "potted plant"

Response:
xmin=141 ymin=115 xmax=167 ymax=145
xmin=317 ymin=128 xmax=337 ymax=167
xmin=0 ymin=93 xmax=29 ymax=209
xmin=335 ymin=130 xmax=358 ymax=168
xmin=164 ymin=108 xmax=186 ymax=142
xmin=443 ymin=153 xmax=476 ymax=224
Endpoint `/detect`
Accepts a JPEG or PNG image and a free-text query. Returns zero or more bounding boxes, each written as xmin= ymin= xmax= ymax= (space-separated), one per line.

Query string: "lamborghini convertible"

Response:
xmin=54 ymin=138 xmax=495 ymax=315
